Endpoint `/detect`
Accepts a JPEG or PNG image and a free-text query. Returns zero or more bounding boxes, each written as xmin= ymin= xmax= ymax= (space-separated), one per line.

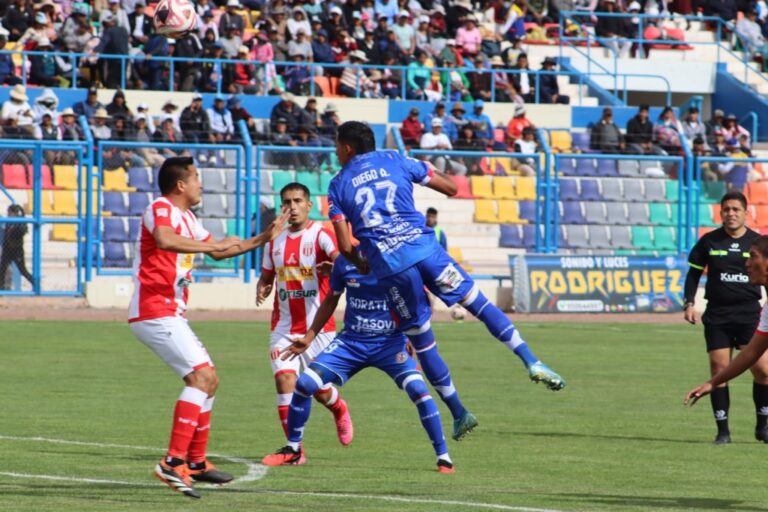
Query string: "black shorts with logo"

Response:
xmin=704 ymin=323 xmax=758 ymax=352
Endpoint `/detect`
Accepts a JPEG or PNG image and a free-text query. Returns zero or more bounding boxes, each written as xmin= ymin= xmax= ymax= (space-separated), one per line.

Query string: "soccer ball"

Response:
xmin=153 ymin=0 xmax=198 ymax=38
xmin=450 ymin=305 xmax=466 ymax=322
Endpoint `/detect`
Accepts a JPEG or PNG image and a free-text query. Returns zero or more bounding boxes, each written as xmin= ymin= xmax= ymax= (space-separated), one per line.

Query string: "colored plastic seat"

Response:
xmin=309 ymin=198 xmax=324 ymax=220
xmin=297 ymin=171 xmax=322 ymax=196
xmin=451 ymin=175 xmax=474 ymax=198
xmin=51 ymin=223 xmax=77 ymax=242
xmin=605 ymin=202 xmax=628 ymax=224
xmin=623 ymin=179 xmax=645 ymax=202
xmin=474 ymin=199 xmax=498 ymax=222
xmin=601 ymin=179 xmax=623 ymax=202
xmin=498 ymin=201 xmax=523 ymax=223
xmin=726 ymin=165 xmax=749 ymax=191
xmin=500 ymin=224 xmax=523 ymax=248
xmin=103 ymin=168 xmax=136 ymax=192
xmin=271 ymin=170 xmax=295 ymax=193
xmin=584 ymin=202 xmax=607 ymax=224
xmin=561 ymin=201 xmax=587 ymax=224
xmin=649 ymin=203 xmax=673 ymax=226
xmin=595 ymin=159 xmax=618 ymax=177
xmin=128 ymin=192 xmax=151 ymax=216
xmin=522 ymin=224 xmax=538 ymax=249
xmin=610 ymin=226 xmax=633 ymax=249
xmin=580 ymin=179 xmax=602 ymax=201
xmin=588 ymin=225 xmax=611 ymax=248
xmin=559 ymin=157 xmax=576 ymax=176
xmin=319 ymin=172 xmax=335 ymax=193
xmin=559 ymin=179 xmax=580 ymax=201
xmin=103 ymin=192 xmax=129 ymax=216
xmin=103 ymin=217 xmax=128 ymax=241
xmin=2 ymin=164 xmax=30 ymax=189
xmin=652 ymin=226 xmax=676 ymax=251
xmin=128 ymin=167 xmax=154 ymax=192
xmin=748 ymin=181 xmax=768 ymax=205
xmin=627 ymin=202 xmax=651 ymax=225
xmin=41 ymin=165 xmax=59 ymax=189
xmin=631 ymin=226 xmax=654 ymax=250
xmin=571 ymin=131 xmax=590 ymax=152
xmin=699 ymin=204 xmax=717 ymax=227
xmin=666 ymin=179 xmax=679 ymax=201
xmin=203 ymin=169 xmax=227 ymax=193
xmin=575 ymin=158 xmax=596 ymax=176
xmin=550 ymin=130 xmax=572 ymax=152
xmin=103 ymin=242 xmax=131 ymax=267
xmin=518 ymin=200 xmax=536 ymax=222
xmin=127 ymin=217 xmax=141 ymax=241
xmin=470 ymin=175 xmax=494 ymax=198
xmin=515 ymin=176 xmax=537 ymax=200
xmin=202 ymin=218 xmax=226 ymax=239
xmin=644 ymin=180 xmax=666 ymax=202
xmin=493 ymin=176 xmax=516 ymax=199
xmin=564 ymin=225 xmax=589 ymax=248
xmin=703 ymin=181 xmax=726 ymax=203
xmin=53 ymin=165 xmax=79 ymax=190
xmin=51 ymin=190 xmax=78 ymax=215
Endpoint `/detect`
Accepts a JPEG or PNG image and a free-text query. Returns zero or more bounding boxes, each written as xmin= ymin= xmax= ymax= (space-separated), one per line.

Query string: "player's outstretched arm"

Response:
xmin=281 ymin=292 xmax=342 ymax=361
xmin=423 ymin=162 xmax=458 ymax=197
xmin=154 ymin=225 xmax=241 ymax=254
xmin=684 ymin=333 xmax=768 ymax=405
xmin=332 ymin=220 xmax=369 ymax=274
xmin=209 ymin=210 xmax=289 ymax=260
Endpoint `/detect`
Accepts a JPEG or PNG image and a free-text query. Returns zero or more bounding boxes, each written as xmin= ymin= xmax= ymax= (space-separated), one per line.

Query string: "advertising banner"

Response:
xmin=511 ymin=254 xmax=687 ymax=313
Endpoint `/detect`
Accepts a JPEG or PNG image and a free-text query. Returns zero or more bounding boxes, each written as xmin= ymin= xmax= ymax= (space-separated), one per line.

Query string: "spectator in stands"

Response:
xmin=35 ymin=112 xmax=60 ymax=143
xmin=426 ymin=102 xmax=448 ymax=130
xmin=3 ymin=0 xmax=32 ymax=43
xmin=468 ymin=55 xmax=492 ymax=102
xmin=511 ymin=53 xmax=535 ymax=103
xmin=711 ymin=130 xmax=727 ymax=156
xmin=440 ymin=60 xmax=472 ymax=102
xmin=377 ymin=52 xmax=402 ymax=99
xmin=132 ymin=114 xmax=165 ymax=166
xmin=312 ymin=29 xmax=335 ymax=70
xmin=420 ymin=118 xmax=466 ymax=175
xmin=595 ymin=0 xmax=631 ymax=58
xmin=320 ymin=103 xmax=341 ymax=140
xmin=654 ymin=106 xmax=683 ymax=154
xmin=180 ymin=94 xmax=215 ymax=148
xmin=453 ymin=125 xmax=484 ymax=175
xmin=128 ymin=1 xmax=152 ymax=48
xmin=302 ymin=97 xmax=321 ymax=131
xmin=425 ymin=207 xmax=447 ymax=250
xmin=438 ymin=38 xmax=464 ymax=67
xmin=176 ymin=31 xmax=205 ymax=92
xmin=267 ymin=6 xmax=288 ymax=42
xmin=99 ymin=0 xmax=130 ymax=32
xmin=200 ymin=41 xmax=229 ymax=92
xmin=0 ymin=204 xmax=34 ymax=291
xmin=287 ymin=6 xmax=311 ymax=40
xmin=207 ymin=95 xmax=235 ymax=143
xmin=220 ymin=24 xmax=243 ymax=59
xmin=705 ymin=0 xmax=737 ymax=23
xmin=228 ymin=96 xmax=257 ymax=141
xmin=30 ymin=89 xmax=58 ymax=125
xmin=455 ymin=14 xmax=482 ymax=57
xmin=340 ymin=50 xmax=379 ymax=97
xmin=284 ymin=53 xmax=313 ymax=95
xmin=59 ymin=108 xmax=83 ymax=142
xmin=538 ymin=57 xmax=570 ymax=104
xmin=252 ymin=31 xmax=275 ymax=88
xmin=96 ymin=14 xmax=130 ymax=89
xmin=90 ymin=108 xmax=112 ymax=141
xmin=500 ymin=0 xmax=527 ymax=42
xmin=17 ymin=11 xmax=50 ymax=49
xmin=490 ymin=56 xmax=522 ymax=103
xmin=722 ymin=113 xmax=751 ymax=146
xmin=465 ymin=100 xmax=494 ymax=147
xmin=161 ymin=99 xmax=181 ymax=132
xmin=506 ymin=104 xmax=534 ymax=146
xmin=400 ymin=107 xmax=424 ymax=148
xmin=61 ymin=5 xmax=90 ymax=52
xmin=142 ymin=32 xmax=172 ymax=91
xmin=739 ymin=133 xmax=753 ymax=157
xmin=358 ymin=29 xmax=382 ymax=63
xmin=1 ymin=85 xmax=34 ymax=134
xmin=0 ymin=32 xmax=20 ymax=86
xmin=590 ymin=107 xmax=624 ymax=153
xmin=230 ymin=46 xmax=258 ymax=93
xmin=105 ymin=90 xmax=132 ymax=121
xmin=375 ymin=0 xmax=399 ymax=24
xmin=153 ymin=115 xmax=184 ymax=158
xmin=445 ymin=102 xmax=469 ymax=142
xmin=29 ymin=37 xmax=68 ymax=87
xmin=512 ymin=126 xmax=538 ymax=176
xmin=737 ymin=10 xmax=768 ymax=65
xmin=705 ymin=109 xmax=724 ymax=146
xmin=198 ymin=10 xmax=218 ymax=40
xmin=270 ymin=117 xmax=303 ymax=168
xmin=415 ymin=15 xmax=436 ymax=57
xmin=392 ymin=10 xmax=417 ymax=58
xmin=527 ymin=0 xmax=552 ymax=23
xmin=349 ymin=11 xmax=367 ymax=41
xmin=219 ymin=0 xmax=245 ymax=36
xmin=288 ymin=28 xmax=313 ymax=61
xmin=626 ymin=104 xmax=666 ymax=155
xmin=430 ymin=4 xmax=449 ymax=38
xmin=692 ymin=136 xmax=718 ymax=181
xmin=406 ymin=50 xmax=433 ymax=99
xmin=270 ymin=92 xmax=305 ymax=136
xmin=682 ymin=107 xmax=708 ymax=147
xmin=324 ymin=8 xmax=345 ymax=36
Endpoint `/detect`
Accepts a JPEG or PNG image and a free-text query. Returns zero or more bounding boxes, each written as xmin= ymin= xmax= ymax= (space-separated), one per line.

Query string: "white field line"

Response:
xmin=0 ymin=434 xmax=567 ymax=512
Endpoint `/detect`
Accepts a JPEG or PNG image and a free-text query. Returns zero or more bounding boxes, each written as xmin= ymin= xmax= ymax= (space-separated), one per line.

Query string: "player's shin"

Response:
xmin=187 ymin=396 xmax=214 ymax=464
xmin=287 ymin=371 xmax=322 ymax=449
xmin=755 ymin=382 xmax=768 ymax=434
xmin=403 ymin=374 xmax=449 ymax=456
xmin=167 ymin=387 xmax=207 ymax=461
xmin=276 ymin=393 xmax=292 ymax=438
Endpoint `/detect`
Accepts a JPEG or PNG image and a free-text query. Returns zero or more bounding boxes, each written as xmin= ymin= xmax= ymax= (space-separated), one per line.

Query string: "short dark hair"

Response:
xmin=337 ymin=121 xmax=376 ymax=155
xmin=426 ymin=207 xmax=438 ymax=216
xmin=158 ymin=156 xmax=194 ymax=195
xmin=721 ymin=190 xmax=747 ymax=209
xmin=752 ymin=236 xmax=768 ymax=258
xmin=280 ymin=182 xmax=311 ymax=200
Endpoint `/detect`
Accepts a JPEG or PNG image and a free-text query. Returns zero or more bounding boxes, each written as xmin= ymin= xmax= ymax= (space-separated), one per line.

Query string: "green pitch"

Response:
xmin=2 ymin=320 xmax=768 ymax=512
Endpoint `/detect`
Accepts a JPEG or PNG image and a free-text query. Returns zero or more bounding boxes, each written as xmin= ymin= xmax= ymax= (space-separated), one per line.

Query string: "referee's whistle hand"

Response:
xmin=684 ymin=308 xmax=696 ymax=325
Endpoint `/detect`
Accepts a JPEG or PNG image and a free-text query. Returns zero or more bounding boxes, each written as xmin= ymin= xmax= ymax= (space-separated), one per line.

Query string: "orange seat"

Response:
xmin=314 ymin=76 xmax=333 ymax=97
xmin=450 ymin=175 xmax=474 ymax=198
xmin=698 ymin=227 xmax=715 ymax=238
xmin=754 ymin=205 xmax=768 ymax=227
xmin=748 ymin=181 xmax=768 ymax=205
xmin=712 ymin=203 xmax=721 ymax=224
xmin=2 ymin=164 xmax=30 ymax=189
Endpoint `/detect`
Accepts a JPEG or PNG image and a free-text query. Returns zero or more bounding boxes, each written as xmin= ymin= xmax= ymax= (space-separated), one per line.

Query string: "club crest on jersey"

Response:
xmin=396 ymin=351 xmax=408 ymax=363
xmin=287 ymin=253 xmax=298 ymax=265
xmin=347 ymin=278 xmax=360 ymax=288
xmin=302 ymin=243 xmax=314 ymax=257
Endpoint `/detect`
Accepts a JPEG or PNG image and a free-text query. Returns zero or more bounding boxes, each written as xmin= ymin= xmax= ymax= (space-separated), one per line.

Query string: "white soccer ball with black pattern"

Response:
xmin=153 ymin=0 xmax=198 ymax=38
xmin=450 ymin=305 xmax=466 ymax=322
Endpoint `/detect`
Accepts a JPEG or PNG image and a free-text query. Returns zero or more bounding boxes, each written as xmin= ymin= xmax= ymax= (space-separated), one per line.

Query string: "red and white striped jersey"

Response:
xmin=128 ymin=197 xmax=211 ymax=323
xmin=262 ymin=221 xmax=338 ymax=335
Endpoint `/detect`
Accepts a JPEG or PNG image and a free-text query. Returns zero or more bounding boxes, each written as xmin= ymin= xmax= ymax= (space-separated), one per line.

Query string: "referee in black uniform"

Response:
xmin=684 ymin=191 xmax=768 ymax=444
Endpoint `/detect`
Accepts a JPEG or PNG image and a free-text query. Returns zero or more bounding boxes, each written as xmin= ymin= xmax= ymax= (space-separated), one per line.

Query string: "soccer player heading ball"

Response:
xmin=326 ymin=122 xmax=566 ymax=404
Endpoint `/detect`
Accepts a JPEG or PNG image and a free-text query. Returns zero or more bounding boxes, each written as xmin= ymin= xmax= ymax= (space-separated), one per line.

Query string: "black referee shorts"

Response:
xmin=704 ymin=323 xmax=757 ymax=352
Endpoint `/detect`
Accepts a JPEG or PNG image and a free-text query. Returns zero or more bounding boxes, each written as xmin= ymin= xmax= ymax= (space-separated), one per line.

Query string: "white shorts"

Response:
xmin=131 ymin=317 xmax=214 ymax=378
xmin=269 ymin=331 xmax=335 ymax=376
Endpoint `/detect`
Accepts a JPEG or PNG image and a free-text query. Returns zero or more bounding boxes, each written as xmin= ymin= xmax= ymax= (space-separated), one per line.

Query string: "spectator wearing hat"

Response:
xmin=59 ymin=108 xmax=83 ymax=142
xmin=31 ymin=89 xmax=59 ymax=125
xmin=392 ymin=10 xmax=416 ymax=57
xmin=350 ymin=11 xmax=367 ymax=41
xmin=1 ymin=85 xmax=34 ymax=130
xmin=539 ymin=57 xmax=569 ymax=104
xmin=511 ymin=53 xmax=535 ymax=103
xmin=302 ymin=98 xmax=322 ymax=131
xmin=374 ymin=0 xmax=399 ymax=24
xmin=159 ymin=100 xmax=181 ymax=132
xmin=373 ymin=13 xmax=391 ymax=44
xmin=219 ymin=0 xmax=245 ymax=36
xmin=414 ymin=14 xmax=436 ymax=57
xmin=207 ymin=95 xmax=235 ymax=144
xmin=175 ymin=30 xmax=205 ymax=92
xmin=227 ymin=96 xmax=257 ymax=141
xmin=90 ymin=108 xmax=112 ymax=141
xmin=198 ymin=10 xmax=219 ymax=40
xmin=425 ymin=102 xmax=448 ymax=130
xmin=201 ymin=41 xmax=233 ymax=92
xmin=626 ymin=104 xmax=666 ymax=155
xmin=438 ymin=38 xmax=464 ymax=67
xmin=61 ymin=6 xmax=91 ymax=52
xmin=400 ymin=107 xmax=424 ymax=148
xmin=654 ymin=106 xmax=683 ymax=154
xmin=705 ymin=109 xmax=725 ymax=146
xmin=710 ymin=130 xmax=727 ymax=157
xmin=2 ymin=0 xmax=32 ymax=42
xmin=28 ymin=37 xmax=66 ymax=87
xmin=128 ymin=1 xmax=152 ymax=47
xmin=595 ymin=0 xmax=632 ymax=58
xmin=0 ymin=33 xmax=20 ymax=86
xmin=312 ymin=29 xmax=335 ymax=69
xmin=284 ymin=52 xmax=312 ymax=95
xmin=420 ymin=118 xmax=467 ymax=175
xmin=105 ymin=90 xmax=133 ymax=125
xmin=73 ymin=88 xmax=103 ymax=122
xmin=99 ymin=0 xmax=130 ymax=32
xmin=270 ymin=117 xmax=303 ymax=169
xmin=591 ymin=107 xmax=624 ymax=153
xmin=133 ymin=103 xmax=155 ymax=134
xmin=324 ymin=7 xmax=346 ymax=36
xmin=377 ymin=52 xmax=402 ymax=99
xmin=490 ymin=55 xmax=521 ymax=103
xmin=467 ymin=55 xmax=492 ymax=102
xmin=429 ymin=5 xmax=448 ymax=38
xmin=443 ymin=101 xmax=468 ymax=142
xmin=35 ymin=112 xmax=62 ymax=167
xmin=736 ymin=10 xmax=768 ymax=67
xmin=722 ymin=113 xmax=751 ymax=146
xmin=319 ymin=103 xmax=341 ymax=140
xmin=229 ymin=46 xmax=257 ymax=94
xmin=152 ymin=115 xmax=184 ymax=158
xmin=357 ymin=28 xmax=382 ymax=64
xmin=267 ymin=6 xmax=289 ymax=43
xmin=441 ymin=60 xmax=472 ymax=102
xmin=270 ymin=93 xmax=306 ymax=136
xmin=339 ymin=50 xmax=379 ymax=97
xmin=465 ymin=100 xmax=494 ymax=147
xmin=17 ymin=11 xmax=52 ymax=49
xmin=682 ymin=107 xmax=708 ymax=147
xmin=455 ymin=15 xmax=482 ymax=57
xmin=220 ymin=23 xmax=243 ymax=59
xmin=180 ymin=94 xmax=215 ymax=150
xmin=288 ymin=29 xmax=313 ymax=61
xmin=506 ymin=104 xmax=534 ymax=145
xmin=287 ymin=6 xmax=311 ymax=41
xmin=132 ymin=114 xmax=164 ymax=167
xmin=95 ymin=13 xmax=130 ymax=89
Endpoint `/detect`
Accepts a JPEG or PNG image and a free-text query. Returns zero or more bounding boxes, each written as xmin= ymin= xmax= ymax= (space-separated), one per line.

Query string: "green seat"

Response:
xmin=309 ymin=198 xmax=324 ymax=220
xmin=319 ymin=172 xmax=335 ymax=193
xmin=652 ymin=226 xmax=677 ymax=251
xmin=703 ymin=181 xmax=726 ymax=203
xmin=614 ymin=248 xmax=636 ymax=256
xmin=271 ymin=170 xmax=295 ymax=194
xmin=226 ymin=219 xmax=238 ymax=236
xmin=649 ymin=203 xmax=673 ymax=226
xmin=203 ymin=255 xmax=238 ymax=269
xmin=698 ymin=203 xmax=716 ymax=227
xmin=296 ymin=171 xmax=322 ymax=196
xmin=665 ymin=180 xmax=679 ymax=202
xmin=631 ymin=226 xmax=654 ymax=250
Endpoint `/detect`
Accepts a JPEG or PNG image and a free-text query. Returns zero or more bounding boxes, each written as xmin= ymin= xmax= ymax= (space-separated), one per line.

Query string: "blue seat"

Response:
xmin=203 ymin=169 xmax=227 ymax=193
xmin=595 ymin=159 xmax=618 ymax=177
xmin=522 ymin=224 xmax=538 ymax=249
xmin=127 ymin=217 xmax=141 ymax=242
xmin=518 ymin=200 xmax=536 ymax=222
xmin=559 ymin=179 xmax=580 ymax=201
xmin=128 ymin=167 xmax=153 ymax=192
xmin=200 ymin=194 xmax=228 ymax=218
xmin=128 ymin=192 xmax=151 ymax=216
xmin=561 ymin=201 xmax=587 ymax=224
xmin=571 ymin=131 xmax=590 ymax=152
xmin=103 ymin=192 xmax=129 ymax=216
xmin=559 ymin=158 xmax=576 ymax=176
xmin=103 ymin=218 xmax=128 ymax=242
xmin=499 ymin=224 xmax=523 ymax=248
xmin=575 ymin=158 xmax=596 ymax=176
xmin=103 ymin=242 xmax=130 ymax=267
xmin=580 ymin=178 xmax=602 ymax=201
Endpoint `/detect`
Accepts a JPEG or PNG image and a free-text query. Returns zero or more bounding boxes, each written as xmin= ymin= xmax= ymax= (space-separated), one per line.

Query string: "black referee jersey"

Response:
xmin=685 ymin=227 xmax=761 ymax=326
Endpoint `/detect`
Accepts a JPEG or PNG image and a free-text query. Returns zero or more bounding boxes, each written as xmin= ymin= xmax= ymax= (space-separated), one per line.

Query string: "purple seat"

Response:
xmin=103 ymin=192 xmax=129 ymax=216
xmin=128 ymin=193 xmax=151 ymax=216
xmin=580 ymin=179 xmax=602 ymax=201
xmin=127 ymin=217 xmax=141 ymax=242
xmin=559 ymin=157 xmax=577 ymax=176
xmin=103 ymin=218 xmax=128 ymax=242
xmin=128 ymin=167 xmax=153 ymax=192
xmin=522 ymin=224 xmax=538 ymax=249
xmin=559 ymin=179 xmax=580 ymax=201
xmin=518 ymin=200 xmax=536 ymax=222
xmin=103 ymin=242 xmax=131 ymax=267
xmin=575 ymin=158 xmax=596 ymax=176
xmin=572 ymin=131 xmax=590 ymax=152
xmin=499 ymin=224 xmax=523 ymax=248
xmin=595 ymin=159 xmax=618 ymax=177
xmin=561 ymin=201 xmax=587 ymax=224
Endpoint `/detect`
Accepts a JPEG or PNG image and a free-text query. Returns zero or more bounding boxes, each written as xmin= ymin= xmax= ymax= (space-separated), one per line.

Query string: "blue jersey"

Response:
xmin=327 ymin=150 xmax=437 ymax=278
xmin=330 ymin=254 xmax=404 ymax=343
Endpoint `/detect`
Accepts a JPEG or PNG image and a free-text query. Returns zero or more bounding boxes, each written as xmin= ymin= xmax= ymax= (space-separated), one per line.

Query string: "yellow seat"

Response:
xmin=28 ymin=190 xmax=55 ymax=215
xmin=473 ymin=199 xmax=498 ymax=223
xmin=103 ymin=168 xmax=136 ymax=192
xmin=53 ymin=165 xmax=78 ymax=190
xmin=498 ymin=201 xmax=524 ymax=224
xmin=448 ymin=247 xmax=473 ymax=272
xmin=52 ymin=190 xmax=78 ymax=216
xmin=550 ymin=130 xmax=573 ymax=153
xmin=514 ymin=177 xmax=537 ymax=200
xmin=51 ymin=224 xmax=78 ymax=242
xmin=470 ymin=175 xmax=494 ymax=198
xmin=493 ymin=176 xmax=515 ymax=199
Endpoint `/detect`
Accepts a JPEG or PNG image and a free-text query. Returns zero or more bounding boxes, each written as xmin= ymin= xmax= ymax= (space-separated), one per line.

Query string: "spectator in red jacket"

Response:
xmin=400 ymin=106 xmax=424 ymax=149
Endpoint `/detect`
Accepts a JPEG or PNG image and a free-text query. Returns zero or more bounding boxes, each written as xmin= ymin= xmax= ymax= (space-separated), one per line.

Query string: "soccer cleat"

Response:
xmin=154 ymin=460 xmax=201 ymax=499
xmin=528 ymin=361 xmax=566 ymax=391
xmin=437 ymin=459 xmax=456 ymax=474
xmin=261 ymin=445 xmax=306 ymax=466
xmin=333 ymin=399 xmax=354 ymax=446
xmin=452 ymin=410 xmax=478 ymax=441
xmin=188 ymin=460 xmax=235 ymax=484
xmin=714 ymin=433 xmax=732 ymax=445
xmin=756 ymin=427 xmax=768 ymax=443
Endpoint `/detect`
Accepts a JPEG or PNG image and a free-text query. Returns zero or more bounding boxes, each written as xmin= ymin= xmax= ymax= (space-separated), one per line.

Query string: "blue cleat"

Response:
xmin=452 ymin=410 xmax=479 ymax=441
xmin=528 ymin=362 xmax=566 ymax=391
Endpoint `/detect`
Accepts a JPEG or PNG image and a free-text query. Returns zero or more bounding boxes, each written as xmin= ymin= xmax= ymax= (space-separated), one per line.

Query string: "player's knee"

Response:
xmin=404 ymin=323 xmax=435 ymax=351
xmin=295 ymin=368 xmax=323 ymax=397
xmin=186 ymin=366 xmax=218 ymax=395
xmin=400 ymin=372 xmax=428 ymax=401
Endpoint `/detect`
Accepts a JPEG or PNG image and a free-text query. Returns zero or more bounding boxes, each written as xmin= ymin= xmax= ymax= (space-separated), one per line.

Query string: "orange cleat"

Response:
xmin=261 ymin=445 xmax=306 ymax=466
xmin=436 ymin=459 xmax=456 ymax=474
xmin=154 ymin=459 xmax=201 ymax=499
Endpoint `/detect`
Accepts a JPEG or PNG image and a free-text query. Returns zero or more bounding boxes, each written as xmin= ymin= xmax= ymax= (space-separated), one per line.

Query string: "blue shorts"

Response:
xmin=384 ymin=247 xmax=475 ymax=333
xmin=311 ymin=334 xmax=419 ymax=387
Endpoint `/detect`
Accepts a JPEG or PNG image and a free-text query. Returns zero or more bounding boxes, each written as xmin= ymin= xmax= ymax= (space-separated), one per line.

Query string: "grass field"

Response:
xmin=3 ymin=319 xmax=768 ymax=512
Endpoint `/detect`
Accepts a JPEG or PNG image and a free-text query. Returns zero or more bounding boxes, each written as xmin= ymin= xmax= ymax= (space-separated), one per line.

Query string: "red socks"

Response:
xmin=167 ymin=387 xmax=207 ymax=460
xmin=187 ymin=397 xmax=214 ymax=464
